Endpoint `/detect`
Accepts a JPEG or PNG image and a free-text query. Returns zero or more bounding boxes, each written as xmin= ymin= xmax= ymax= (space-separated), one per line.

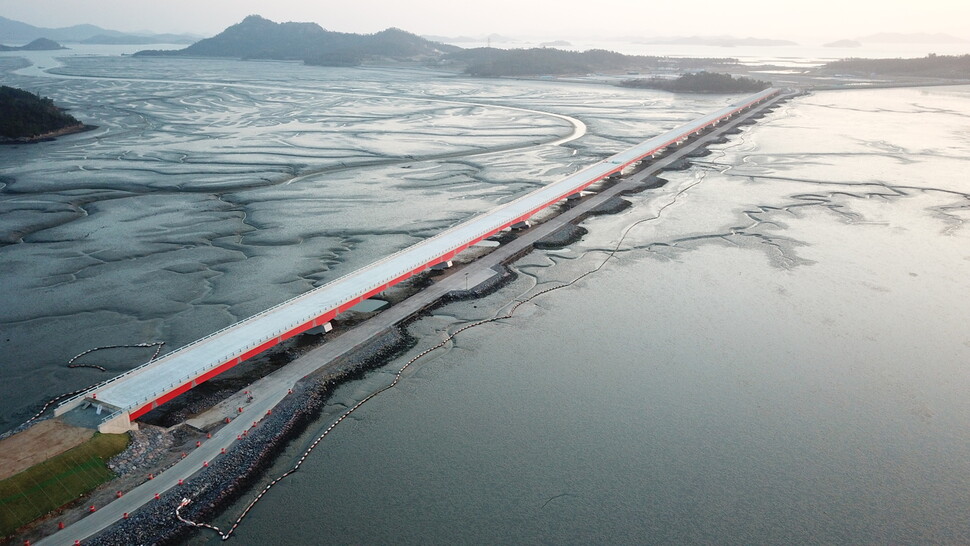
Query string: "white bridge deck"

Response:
xmin=55 ymin=88 xmax=780 ymax=426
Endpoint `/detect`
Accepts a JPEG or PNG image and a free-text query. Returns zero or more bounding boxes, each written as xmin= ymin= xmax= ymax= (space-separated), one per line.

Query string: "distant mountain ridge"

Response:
xmin=620 ymin=72 xmax=770 ymax=93
xmin=423 ymin=33 xmax=512 ymax=45
xmin=822 ymin=54 xmax=970 ymax=78
xmin=857 ymin=32 xmax=968 ymax=44
xmin=449 ymin=47 xmax=733 ymax=77
xmin=135 ymin=15 xmax=747 ymax=77
xmin=80 ymin=33 xmax=199 ymax=45
xmin=136 ymin=15 xmax=458 ymax=65
xmin=823 ymin=39 xmax=862 ymax=48
xmin=638 ymin=35 xmax=798 ymax=47
xmin=0 ymin=15 xmax=198 ymax=44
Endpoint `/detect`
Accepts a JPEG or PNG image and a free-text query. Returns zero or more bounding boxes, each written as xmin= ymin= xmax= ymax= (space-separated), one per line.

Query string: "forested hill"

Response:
xmin=822 ymin=54 xmax=970 ymax=78
xmin=135 ymin=15 xmax=458 ymax=66
xmin=620 ymin=72 xmax=771 ymax=93
xmin=449 ymin=48 xmax=733 ymax=77
xmin=0 ymin=86 xmax=84 ymax=141
xmin=0 ymin=38 xmax=66 ymax=52
xmin=133 ymin=14 xmax=746 ymax=75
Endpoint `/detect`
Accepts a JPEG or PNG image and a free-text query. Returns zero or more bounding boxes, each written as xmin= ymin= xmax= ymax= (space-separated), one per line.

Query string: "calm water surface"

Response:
xmin=215 ymin=86 xmax=970 ymax=544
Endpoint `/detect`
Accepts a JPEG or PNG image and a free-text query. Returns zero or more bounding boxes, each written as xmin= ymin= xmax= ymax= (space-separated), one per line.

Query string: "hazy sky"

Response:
xmin=2 ymin=0 xmax=969 ymax=42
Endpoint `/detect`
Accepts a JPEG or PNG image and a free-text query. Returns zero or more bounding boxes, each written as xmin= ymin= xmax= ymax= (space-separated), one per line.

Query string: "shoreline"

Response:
xmin=0 ymin=123 xmax=97 ymax=145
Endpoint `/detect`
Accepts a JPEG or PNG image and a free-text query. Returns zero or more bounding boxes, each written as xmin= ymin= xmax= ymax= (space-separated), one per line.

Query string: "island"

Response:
xmin=135 ymin=15 xmax=735 ymax=77
xmin=135 ymin=15 xmax=457 ymax=66
xmin=857 ymin=32 xmax=968 ymax=44
xmin=539 ymin=40 xmax=572 ymax=48
xmin=451 ymin=47 xmax=732 ymax=77
xmin=822 ymin=54 xmax=970 ymax=78
xmin=639 ymin=36 xmax=798 ymax=47
xmin=0 ymin=37 xmax=67 ymax=52
xmin=619 ymin=72 xmax=771 ymax=93
xmin=824 ymin=39 xmax=862 ymax=48
xmin=0 ymin=15 xmax=199 ymax=44
xmin=0 ymin=85 xmax=91 ymax=143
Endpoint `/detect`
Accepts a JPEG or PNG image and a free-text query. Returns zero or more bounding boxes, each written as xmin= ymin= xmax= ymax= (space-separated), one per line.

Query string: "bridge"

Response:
xmin=54 ymin=88 xmax=781 ymax=432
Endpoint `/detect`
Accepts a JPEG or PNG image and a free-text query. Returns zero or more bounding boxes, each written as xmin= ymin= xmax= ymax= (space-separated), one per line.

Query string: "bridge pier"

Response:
xmin=98 ymin=410 xmax=135 ymax=434
xmin=55 ymin=398 xmax=136 ymax=433
xmin=307 ymin=322 xmax=333 ymax=335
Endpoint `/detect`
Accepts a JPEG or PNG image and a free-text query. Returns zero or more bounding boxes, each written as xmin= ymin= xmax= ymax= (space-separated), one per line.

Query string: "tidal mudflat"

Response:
xmin=220 ymin=86 xmax=970 ymax=544
xmin=0 ymin=53 xmax=735 ymax=432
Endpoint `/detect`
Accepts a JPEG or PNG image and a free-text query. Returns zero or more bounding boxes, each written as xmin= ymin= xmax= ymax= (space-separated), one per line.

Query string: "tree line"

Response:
xmin=823 ymin=54 xmax=970 ymax=78
xmin=620 ymin=72 xmax=771 ymax=93
xmin=454 ymin=47 xmax=733 ymax=77
xmin=0 ymin=86 xmax=82 ymax=140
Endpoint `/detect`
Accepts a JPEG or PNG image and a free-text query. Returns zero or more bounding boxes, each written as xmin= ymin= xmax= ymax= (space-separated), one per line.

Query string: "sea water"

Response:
xmin=219 ymin=85 xmax=970 ymax=544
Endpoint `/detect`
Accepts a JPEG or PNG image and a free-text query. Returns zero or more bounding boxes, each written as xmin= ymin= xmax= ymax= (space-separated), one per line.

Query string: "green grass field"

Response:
xmin=0 ymin=432 xmax=129 ymax=537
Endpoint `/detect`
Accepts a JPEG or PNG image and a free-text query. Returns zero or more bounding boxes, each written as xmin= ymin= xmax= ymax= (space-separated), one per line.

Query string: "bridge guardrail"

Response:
xmin=60 ymin=88 xmax=782 ymax=418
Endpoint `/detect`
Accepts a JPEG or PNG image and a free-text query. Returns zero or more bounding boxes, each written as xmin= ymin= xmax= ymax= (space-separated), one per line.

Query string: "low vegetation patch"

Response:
xmin=452 ymin=47 xmax=732 ymax=77
xmin=0 ymin=432 xmax=129 ymax=537
xmin=620 ymin=72 xmax=771 ymax=93
xmin=822 ymin=53 xmax=970 ymax=78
